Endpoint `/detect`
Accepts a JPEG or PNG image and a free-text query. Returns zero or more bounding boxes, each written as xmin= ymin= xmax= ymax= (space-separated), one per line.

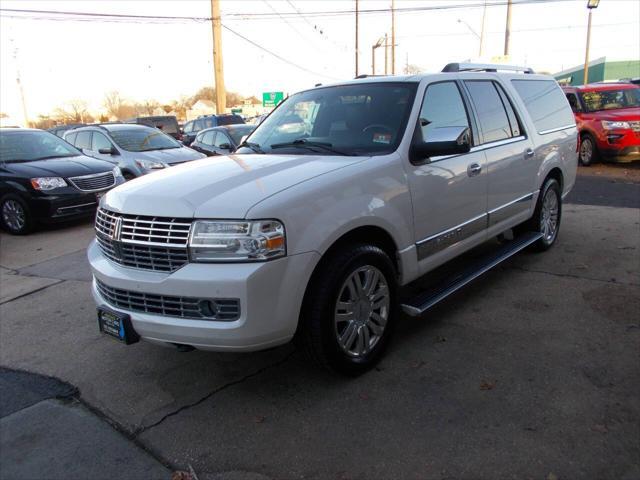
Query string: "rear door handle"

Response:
xmin=467 ymin=163 xmax=482 ymax=177
xmin=524 ymin=148 xmax=535 ymax=159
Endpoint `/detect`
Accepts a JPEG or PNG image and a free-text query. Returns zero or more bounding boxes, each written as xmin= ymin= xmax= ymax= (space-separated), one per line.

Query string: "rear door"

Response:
xmin=407 ymin=80 xmax=488 ymax=272
xmin=462 ymin=79 xmax=537 ymax=231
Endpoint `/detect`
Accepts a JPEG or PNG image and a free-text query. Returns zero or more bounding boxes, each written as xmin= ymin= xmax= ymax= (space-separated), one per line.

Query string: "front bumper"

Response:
xmin=88 ymin=240 xmax=320 ymax=351
xmin=599 ymin=145 xmax=640 ymax=163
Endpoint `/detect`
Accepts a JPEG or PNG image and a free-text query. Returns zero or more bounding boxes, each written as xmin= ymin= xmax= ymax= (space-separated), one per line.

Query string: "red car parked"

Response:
xmin=562 ymin=83 xmax=640 ymax=165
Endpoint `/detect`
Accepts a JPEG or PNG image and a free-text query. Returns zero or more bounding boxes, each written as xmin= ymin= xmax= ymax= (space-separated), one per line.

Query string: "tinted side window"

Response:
xmin=495 ymin=83 xmax=522 ymax=137
xmin=92 ymin=132 xmax=112 ymax=151
xmin=512 ymin=80 xmax=575 ymax=133
xmin=420 ymin=82 xmax=470 ymax=141
xmin=184 ymin=122 xmax=194 ymax=133
xmin=214 ymin=132 xmax=230 ymax=147
xmin=565 ymin=93 xmax=582 ymax=112
xmin=65 ymin=132 xmax=77 ymax=145
xmin=75 ymin=131 xmax=92 ymax=150
xmin=202 ymin=131 xmax=216 ymax=145
xmin=465 ymin=81 xmax=512 ymax=144
xmin=194 ymin=120 xmax=204 ymax=131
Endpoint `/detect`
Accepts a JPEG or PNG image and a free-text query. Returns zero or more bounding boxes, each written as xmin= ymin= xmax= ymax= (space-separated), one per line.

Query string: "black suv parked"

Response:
xmin=0 ymin=129 xmax=123 ymax=234
xmin=182 ymin=114 xmax=245 ymax=146
xmin=126 ymin=116 xmax=182 ymax=141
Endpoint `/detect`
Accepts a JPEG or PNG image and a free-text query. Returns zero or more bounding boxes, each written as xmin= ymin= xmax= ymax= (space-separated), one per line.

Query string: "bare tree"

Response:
xmin=103 ymin=90 xmax=134 ymax=120
xmin=0 ymin=112 xmax=8 ymax=119
xmin=53 ymin=99 xmax=91 ymax=123
xmin=135 ymin=99 xmax=160 ymax=116
xmin=403 ymin=64 xmax=423 ymax=75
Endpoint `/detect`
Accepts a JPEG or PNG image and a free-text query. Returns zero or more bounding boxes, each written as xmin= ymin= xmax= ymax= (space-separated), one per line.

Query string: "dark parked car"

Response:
xmin=190 ymin=125 xmax=255 ymax=156
xmin=0 ymin=129 xmax=124 ymax=234
xmin=182 ymin=114 xmax=245 ymax=146
xmin=126 ymin=116 xmax=182 ymax=141
xmin=48 ymin=124 xmax=85 ymax=138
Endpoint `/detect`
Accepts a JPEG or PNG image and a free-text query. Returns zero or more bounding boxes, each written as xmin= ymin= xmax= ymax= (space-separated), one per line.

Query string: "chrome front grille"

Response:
xmin=95 ymin=208 xmax=192 ymax=272
xmin=69 ymin=172 xmax=116 ymax=192
xmin=95 ymin=279 xmax=240 ymax=321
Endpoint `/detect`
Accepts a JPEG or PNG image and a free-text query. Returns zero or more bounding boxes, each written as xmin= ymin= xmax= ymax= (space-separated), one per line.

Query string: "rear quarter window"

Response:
xmin=511 ymin=80 xmax=575 ymax=134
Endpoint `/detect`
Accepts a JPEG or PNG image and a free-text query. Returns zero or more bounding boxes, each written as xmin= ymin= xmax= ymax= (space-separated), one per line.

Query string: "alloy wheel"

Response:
xmin=334 ymin=265 xmax=390 ymax=357
xmin=540 ymin=188 xmax=559 ymax=242
xmin=2 ymin=199 xmax=26 ymax=232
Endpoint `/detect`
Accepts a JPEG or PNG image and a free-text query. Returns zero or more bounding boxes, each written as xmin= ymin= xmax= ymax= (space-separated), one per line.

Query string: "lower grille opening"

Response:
xmin=95 ymin=278 xmax=240 ymax=321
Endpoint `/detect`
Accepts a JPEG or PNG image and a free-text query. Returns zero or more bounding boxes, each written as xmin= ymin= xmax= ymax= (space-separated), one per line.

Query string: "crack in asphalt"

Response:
xmin=133 ymin=351 xmax=295 ymax=436
xmin=0 ymin=279 xmax=66 ymax=305
xmin=503 ymin=265 xmax=639 ymax=287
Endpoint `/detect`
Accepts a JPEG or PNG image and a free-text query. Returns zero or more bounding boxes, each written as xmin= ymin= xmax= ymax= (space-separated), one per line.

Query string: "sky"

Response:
xmin=1 ymin=0 xmax=639 ymax=124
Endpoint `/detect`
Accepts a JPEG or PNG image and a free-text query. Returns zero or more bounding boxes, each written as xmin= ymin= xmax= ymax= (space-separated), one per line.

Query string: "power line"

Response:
xmin=221 ymin=24 xmax=342 ymax=81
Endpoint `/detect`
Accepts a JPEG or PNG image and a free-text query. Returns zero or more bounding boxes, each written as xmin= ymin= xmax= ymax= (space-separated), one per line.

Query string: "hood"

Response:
xmin=134 ymin=146 xmax=205 ymax=165
xmin=597 ymin=107 xmax=640 ymax=121
xmin=103 ymin=153 xmax=364 ymax=218
xmin=2 ymin=155 xmax=115 ymax=178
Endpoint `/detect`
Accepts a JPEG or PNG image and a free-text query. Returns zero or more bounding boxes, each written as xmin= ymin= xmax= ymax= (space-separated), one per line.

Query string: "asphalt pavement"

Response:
xmin=0 ymin=164 xmax=638 ymax=480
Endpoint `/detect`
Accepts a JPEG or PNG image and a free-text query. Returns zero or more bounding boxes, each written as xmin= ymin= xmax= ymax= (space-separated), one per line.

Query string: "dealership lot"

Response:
xmin=1 ymin=165 xmax=639 ymax=479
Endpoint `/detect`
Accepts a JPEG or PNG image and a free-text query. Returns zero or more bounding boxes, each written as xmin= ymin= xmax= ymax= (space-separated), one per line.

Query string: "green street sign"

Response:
xmin=231 ymin=108 xmax=242 ymax=114
xmin=262 ymin=91 xmax=284 ymax=107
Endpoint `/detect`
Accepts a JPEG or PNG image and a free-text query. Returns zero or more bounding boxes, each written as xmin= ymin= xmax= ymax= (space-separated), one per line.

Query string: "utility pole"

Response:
xmin=391 ymin=0 xmax=396 ymax=74
xmin=583 ymin=0 xmax=600 ymax=84
xmin=11 ymin=40 xmax=28 ymax=127
xmin=479 ymin=0 xmax=487 ymax=57
xmin=211 ymin=0 xmax=226 ymax=114
xmin=384 ymin=34 xmax=388 ymax=75
xmin=355 ymin=0 xmax=359 ymax=77
xmin=504 ymin=0 xmax=512 ymax=56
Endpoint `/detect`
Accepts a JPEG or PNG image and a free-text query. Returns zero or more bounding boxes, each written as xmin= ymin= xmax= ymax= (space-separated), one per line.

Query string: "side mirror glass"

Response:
xmin=411 ymin=126 xmax=471 ymax=163
xmin=218 ymin=143 xmax=231 ymax=150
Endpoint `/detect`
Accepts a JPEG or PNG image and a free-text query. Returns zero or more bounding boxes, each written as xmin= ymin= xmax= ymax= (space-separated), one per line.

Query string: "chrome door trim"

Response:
xmin=487 ymin=192 xmax=534 ymax=227
xmin=469 ymin=135 xmax=526 ymax=153
xmin=538 ymin=124 xmax=576 ymax=135
xmin=416 ymin=213 xmax=488 ymax=260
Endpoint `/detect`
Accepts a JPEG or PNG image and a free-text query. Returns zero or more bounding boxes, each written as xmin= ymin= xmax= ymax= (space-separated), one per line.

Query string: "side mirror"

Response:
xmin=98 ymin=147 xmax=119 ymax=155
xmin=218 ymin=143 xmax=231 ymax=150
xmin=410 ymin=126 xmax=471 ymax=163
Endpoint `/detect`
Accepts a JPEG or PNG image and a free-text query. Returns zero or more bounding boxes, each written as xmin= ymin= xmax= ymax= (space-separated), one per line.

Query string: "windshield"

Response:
xmin=108 ymin=127 xmax=181 ymax=152
xmin=239 ymin=82 xmax=418 ymax=156
xmin=228 ymin=126 xmax=255 ymax=145
xmin=0 ymin=130 xmax=80 ymax=162
xmin=579 ymin=88 xmax=640 ymax=112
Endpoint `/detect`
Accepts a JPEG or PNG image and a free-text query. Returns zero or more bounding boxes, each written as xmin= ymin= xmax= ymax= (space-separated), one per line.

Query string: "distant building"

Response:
xmin=554 ymin=57 xmax=640 ymax=86
xmin=187 ymin=99 xmax=216 ymax=120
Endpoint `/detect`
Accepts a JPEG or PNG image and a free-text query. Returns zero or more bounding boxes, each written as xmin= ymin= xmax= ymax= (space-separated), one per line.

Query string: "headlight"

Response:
xmin=135 ymin=159 xmax=166 ymax=170
xmin=189 ymin=220 xmax=285 ymax=262
xmin=602 ymin=120 xmax=630 ymax=130
xmin=113 ymin=166 xmax=124 ymax=179
xmin=30 ymin=177 xmax=67 ymax=191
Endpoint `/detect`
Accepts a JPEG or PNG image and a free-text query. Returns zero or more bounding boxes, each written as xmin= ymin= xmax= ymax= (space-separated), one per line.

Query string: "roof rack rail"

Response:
xmin=442 ymin=62 xmax=535 ymax=74
xmin=354 ymin=74 xmax=387 ymax=79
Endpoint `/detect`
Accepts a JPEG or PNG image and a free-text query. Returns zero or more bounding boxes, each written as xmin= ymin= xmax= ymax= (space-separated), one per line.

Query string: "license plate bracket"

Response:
xmin=97 ymin=306 xmax=140 ymax=345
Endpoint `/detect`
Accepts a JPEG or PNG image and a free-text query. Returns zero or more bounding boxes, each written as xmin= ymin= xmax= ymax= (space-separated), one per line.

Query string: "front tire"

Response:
xmin=0 ymin=194 xmax=34 ymax=235
xmin=297 ymin=244 xmax=397 ymax=375
xmin=579 ymin=134 xmax=598 ymax=166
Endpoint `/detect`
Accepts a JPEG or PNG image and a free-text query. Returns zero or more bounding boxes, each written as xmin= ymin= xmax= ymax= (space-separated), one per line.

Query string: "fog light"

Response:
xmin=199 ymin=300 xmax=219 ymax=318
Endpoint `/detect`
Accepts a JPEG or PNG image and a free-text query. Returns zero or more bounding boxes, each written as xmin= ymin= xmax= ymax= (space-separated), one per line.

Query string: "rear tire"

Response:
xmin=0 ymin=193 xmax=34 ymax=235
xmin=579 ymin=134 xmax=598 ymax=166
xmin=297 ymin=244 xmax=397 ymax=376
xmin=521 ymin=178 xmax=562 ymax=252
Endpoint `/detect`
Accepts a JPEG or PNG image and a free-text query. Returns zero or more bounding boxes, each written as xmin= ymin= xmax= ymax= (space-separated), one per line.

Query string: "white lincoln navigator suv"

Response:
xmin=89 ymin=64 xmax=578 ymax=374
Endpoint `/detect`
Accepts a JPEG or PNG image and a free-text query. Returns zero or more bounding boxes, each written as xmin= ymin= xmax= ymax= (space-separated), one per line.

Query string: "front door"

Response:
xmin=406 ymin=81 xmax=488 ymax=273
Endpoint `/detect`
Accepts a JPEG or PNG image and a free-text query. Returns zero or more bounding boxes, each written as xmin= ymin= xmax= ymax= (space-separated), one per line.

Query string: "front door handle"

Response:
xmin=524 ymin=148 xmax=535 ymax=159
xmin=467 ymin=163 xmax=482 ymax=177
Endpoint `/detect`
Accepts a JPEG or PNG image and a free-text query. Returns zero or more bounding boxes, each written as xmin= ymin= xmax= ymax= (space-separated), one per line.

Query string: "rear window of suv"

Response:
xmin=511 ymin=80 xmax=575 ymax=134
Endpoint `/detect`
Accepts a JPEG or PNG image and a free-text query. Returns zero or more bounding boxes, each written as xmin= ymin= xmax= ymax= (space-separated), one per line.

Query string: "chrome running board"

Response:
xmin=400 ymin=231 xmax=543 ymax=317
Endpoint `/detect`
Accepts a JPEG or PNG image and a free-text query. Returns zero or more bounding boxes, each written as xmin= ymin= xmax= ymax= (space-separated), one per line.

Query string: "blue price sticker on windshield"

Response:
xmin=372 ymin=133 xmax=391 ymax=144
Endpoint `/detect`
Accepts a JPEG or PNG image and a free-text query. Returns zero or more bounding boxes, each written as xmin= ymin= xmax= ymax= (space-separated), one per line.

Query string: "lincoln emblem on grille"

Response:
xmin=110 ymin=217 xmax=123 ymax=241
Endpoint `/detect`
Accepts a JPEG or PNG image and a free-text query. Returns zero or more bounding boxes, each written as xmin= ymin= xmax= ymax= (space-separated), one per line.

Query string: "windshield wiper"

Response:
xmin=270 ymin=139 xmax=354 ymax=156
xmin=237 ymin=141 xmax=265 ymax=154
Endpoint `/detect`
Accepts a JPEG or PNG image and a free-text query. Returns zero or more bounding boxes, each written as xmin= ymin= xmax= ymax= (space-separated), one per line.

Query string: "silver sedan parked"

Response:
xmin=64 ymin=124 xmax=206 ymax=179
